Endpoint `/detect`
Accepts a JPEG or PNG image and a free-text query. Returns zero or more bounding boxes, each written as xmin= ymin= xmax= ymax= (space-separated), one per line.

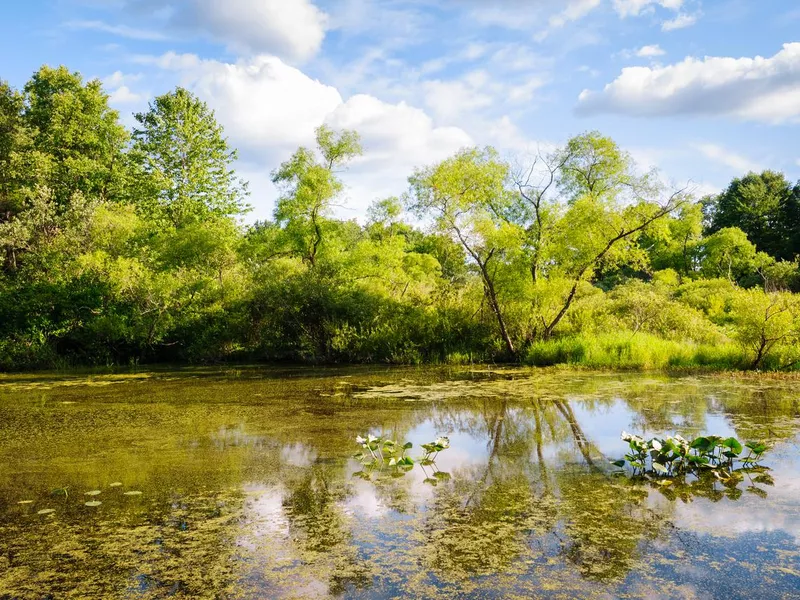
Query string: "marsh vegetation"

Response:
xmin=2 ymin=67 xmax=800 ymax=371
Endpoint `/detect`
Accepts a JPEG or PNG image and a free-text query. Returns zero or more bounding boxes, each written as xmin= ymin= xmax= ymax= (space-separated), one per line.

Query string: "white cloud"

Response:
xmin=636 ymin=44 xmax=666 ymax=57
xmin=795 ymin=158 xmax=800 ymax=167
xmin=135 ymin=52 xmax=473 ymax=218
xmin=171 ymin=0 xmax=328 ymax=62
xmin=613 ymin=0 xmax=684 ymax=17
xmin=577 ymin=43 xmax=800 ymax=124
xmin=422 ymin=74 xmax=494 ymax=121
xmin=549 ymin=0 xmax=602 ymax=29
xmin=693 ymin=143 xmax=762 ymax=173
xmin=64 ymin=20 xmax=167 ymax=41
xmin=662 ymin=12 xmax=700 ymax=30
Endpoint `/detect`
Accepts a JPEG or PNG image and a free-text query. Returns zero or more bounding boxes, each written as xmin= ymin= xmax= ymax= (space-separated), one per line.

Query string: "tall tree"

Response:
xmin=132 ymin=87 xmax=249 ymax=227
xmin=23 ymin=65 xmax=128 ymax=206
xmin=407 ymin=147 xmax=522 ymax=357
xmin=271 ymin=125 xmax=362 ymax=267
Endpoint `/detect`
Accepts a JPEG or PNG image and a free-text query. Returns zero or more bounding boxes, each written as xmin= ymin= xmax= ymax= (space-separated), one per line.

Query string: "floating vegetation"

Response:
xmin=614 ymin=431 xmax=769 ymax=478
xmin=353 ymin=435 xmax=450 ymax=483
xmin=36 ymin=509 xmax=55 ymax=515
xmin=17 ymin=500 xmax=33 ymax=505
xmin=108 ymin=482 xmax=123 ymax=487
xmin=123 ymin=491 xmax=142 ymax=496
xmin=85 ymin=490 xmax=102 ymax=496
xmin=84 ymin=500 xmax=102 ymax=507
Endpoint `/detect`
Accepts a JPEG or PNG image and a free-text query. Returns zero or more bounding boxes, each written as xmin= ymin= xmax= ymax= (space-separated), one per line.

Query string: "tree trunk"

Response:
xmin=480 ymin=262 xmax=516 ymax=357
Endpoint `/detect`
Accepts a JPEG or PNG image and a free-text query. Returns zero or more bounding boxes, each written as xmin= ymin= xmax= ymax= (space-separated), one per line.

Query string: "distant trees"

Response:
xmin=705 ymin=171 xmax=800 ymax=261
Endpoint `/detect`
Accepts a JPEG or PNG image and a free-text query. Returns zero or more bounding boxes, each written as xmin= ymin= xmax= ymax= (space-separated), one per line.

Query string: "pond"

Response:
xmin=0 ymin=367 xmax=799 ymax=599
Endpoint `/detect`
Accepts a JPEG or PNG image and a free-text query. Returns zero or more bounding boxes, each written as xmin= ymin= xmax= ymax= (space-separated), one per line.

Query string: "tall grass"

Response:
xmin=524 ymin=332 xmax=747 ymax=371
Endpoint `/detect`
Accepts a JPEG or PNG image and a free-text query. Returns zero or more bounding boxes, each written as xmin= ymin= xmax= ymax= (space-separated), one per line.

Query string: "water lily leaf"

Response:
xmin=85 ymin=490 xmax=101 ymax=496
xmin=722 ymin=438 xmax=743 ymax=454
xmin=108 ymin=482 xmax=123 ymax=487
xmin=37 ymin=509 xmax=55 ymax=515
xmin=85 ymin=500 xmax=102 ymax=507
xmin=123 ymin=491 xmax=142 ymax=496
xmin=17 ymin=500 xmax=33 ymax=504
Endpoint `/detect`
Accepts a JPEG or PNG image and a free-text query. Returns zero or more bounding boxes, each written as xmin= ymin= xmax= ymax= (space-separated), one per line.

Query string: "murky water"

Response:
xmin=1 ymin=367 xmax=799 ymax=599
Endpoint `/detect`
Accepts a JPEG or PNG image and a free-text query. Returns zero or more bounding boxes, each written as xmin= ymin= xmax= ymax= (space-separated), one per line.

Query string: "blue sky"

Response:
xmin=1 ymin=0 xmax=799 ymax=220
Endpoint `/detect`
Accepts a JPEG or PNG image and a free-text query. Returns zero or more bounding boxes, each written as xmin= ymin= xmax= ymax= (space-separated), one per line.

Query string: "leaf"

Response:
xmin=17 ymin=500 xmax=33 ymax=504
xmin=108 ymin=482 xmax=123 ymax=487
xmin=722 ymin=437 xmax=743 ymax=454
xmin=611 ymin=459 xmax=626 ymax=468
xmin=85 ymin=490 xmax=101 ymax=496
xmin=123 ymin=491 xmax=142 ymax=496
xmin=85 ymin=500 xmax=102 ymax=507
xmin=402 ymin=442 xmax=413 ymax=450
xmin=37 ymin=509 xmax=55 ymax=515
xmin=652 ymin=462 xmax=668 ymax=474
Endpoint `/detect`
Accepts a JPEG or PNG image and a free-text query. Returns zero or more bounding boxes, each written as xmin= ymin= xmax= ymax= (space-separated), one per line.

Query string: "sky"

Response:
xmin=1 ymin=0 xmax=799 ymax=221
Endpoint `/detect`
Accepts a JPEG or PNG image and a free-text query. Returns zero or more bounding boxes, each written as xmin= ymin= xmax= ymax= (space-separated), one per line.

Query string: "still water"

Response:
xmin=0 ymin=367 xmax=798 ymax=599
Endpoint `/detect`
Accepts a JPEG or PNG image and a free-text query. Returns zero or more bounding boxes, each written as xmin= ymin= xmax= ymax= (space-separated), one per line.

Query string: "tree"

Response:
xmin=271 ymin=125 xmax=362 ymax=267
xmin=532 ymin=133 xmax=686 ymax=339
xmin=730 ymin=290 xmax=800 ymax=369
xmin=706 ymin=171 xmax=799 ymax=261
xmin=132 ymin=87 xmax=248 ymax=226
xmin=23 ymin=65 xmax=128 ymax=206
xmin=407 ymin=147 xmax=522 ymax=356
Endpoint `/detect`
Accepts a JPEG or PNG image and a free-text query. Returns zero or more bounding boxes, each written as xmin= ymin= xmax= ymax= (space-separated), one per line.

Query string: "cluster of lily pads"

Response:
xmin=17 ymin=482 xmax=143 ymax=515
xmin=613 ymin=431 xmax=768 ymax=477
xmin=353 ymin=434 xmax=450 ymax=483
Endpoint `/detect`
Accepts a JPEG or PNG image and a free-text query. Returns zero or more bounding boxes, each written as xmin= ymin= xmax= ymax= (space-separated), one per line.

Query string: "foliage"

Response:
xmin=2 ymin=64 xmax=800 ymax=371
xmin=614 ymin=431 xmax=769 ymax=478
xmin=352 ymin=434 xmax=450 ymax=484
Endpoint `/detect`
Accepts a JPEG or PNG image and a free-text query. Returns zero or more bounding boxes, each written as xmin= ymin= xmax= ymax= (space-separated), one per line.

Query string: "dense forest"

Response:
xmin=2 ymin=66 xmax=800 ymax=371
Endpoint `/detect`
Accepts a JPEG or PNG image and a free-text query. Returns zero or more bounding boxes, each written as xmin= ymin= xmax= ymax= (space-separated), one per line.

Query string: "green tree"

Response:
xmin=132 ymin=87 xmax=249 ymax=226
xmin=23 ymin=65 xmax=128 ymax=206
xmin=706 ymin=171 xmax=799 ymax=260
xmin=271 ymin=125 xmax=362 ymax=267
xmin=407 ymin=147 xmax=522 ymax=356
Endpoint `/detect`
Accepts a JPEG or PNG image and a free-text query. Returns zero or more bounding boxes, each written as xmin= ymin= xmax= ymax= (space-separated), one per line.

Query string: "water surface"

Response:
xmin=1 ymin=367 xmax=799 ymax=599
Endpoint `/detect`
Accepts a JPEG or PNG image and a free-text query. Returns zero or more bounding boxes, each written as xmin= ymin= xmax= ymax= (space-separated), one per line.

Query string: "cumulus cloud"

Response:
xmin=131 ymin=52 xmax=473 ymax=218
xmin=636 ymin=44 xmax=666 ymax=57
xmin=173 ymin=0 xmax=328 ymax=61
xmin=577 ymin=43 xmax=800 ymax=124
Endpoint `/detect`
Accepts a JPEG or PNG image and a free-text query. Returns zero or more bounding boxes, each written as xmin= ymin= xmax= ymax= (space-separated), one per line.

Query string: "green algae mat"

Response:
xmin=0 ymin=367 xmax=799 ymax=599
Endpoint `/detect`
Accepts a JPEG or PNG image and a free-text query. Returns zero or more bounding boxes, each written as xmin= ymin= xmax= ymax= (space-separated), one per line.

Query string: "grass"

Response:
xmin=523 ymin=332 xmax=748 ymax=371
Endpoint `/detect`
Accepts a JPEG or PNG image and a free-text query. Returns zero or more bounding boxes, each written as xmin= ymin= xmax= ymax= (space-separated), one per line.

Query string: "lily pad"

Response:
xmin=17 ymin=500 xmax=33 ymax=504
xmin=108 ymin=482 xmax=123 ymax=487
xmin=85 ymin=490 xmax=102 ymax=496
xmin=85 ymin=500 xmax=102 ymax=507
xmin=123 ymin=491 xmax=142 ymax=496
xmin=37 ymin=508 xmax=55 ymax=515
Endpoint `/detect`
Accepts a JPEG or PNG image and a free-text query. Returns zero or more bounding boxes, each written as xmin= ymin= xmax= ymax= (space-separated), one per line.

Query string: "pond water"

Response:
xmin=0 ymin=367 xmax=799 ymax=599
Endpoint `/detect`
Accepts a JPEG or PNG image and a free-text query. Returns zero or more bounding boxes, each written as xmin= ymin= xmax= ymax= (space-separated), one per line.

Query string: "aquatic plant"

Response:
xmin=354 ymin=434 xmax=414 ymax=469
xmin=614 ymin=431 xmax=769 ymax=477
xmin=353 ymin=435 xmax=450 ymax=482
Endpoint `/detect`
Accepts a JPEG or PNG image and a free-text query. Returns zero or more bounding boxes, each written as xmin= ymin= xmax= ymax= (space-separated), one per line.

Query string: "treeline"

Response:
xmin=1 ymin=66 xmax=800 ymax=371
